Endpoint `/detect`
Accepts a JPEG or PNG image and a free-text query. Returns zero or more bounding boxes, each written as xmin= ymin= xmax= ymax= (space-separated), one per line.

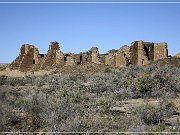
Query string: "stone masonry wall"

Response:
xmin=154 ymin=43 xmax=168 ymax=61
xmin=175 ymin=52 xmax=180 ymax=58
xmin=10 ymin=44 xmax=41 ymax=71
xmin=137 ymin=41 xmax=150 ymax=66
xmin=90 ymin=47 xmax=101 ymax=64
xmin=130 ymin=41 xmax=138 ymax=65
xmin=130 ymin=41 xmax=168 ymax=66
xmin=115 ymin=45 xmax=131 ymax=67
xmin=9 ymin=40 xmax=169 ymax=71
xmin=65 ymin=54 xmax=77 ymax=66
xmin=40 ymin=41 xmax=64 ymax=69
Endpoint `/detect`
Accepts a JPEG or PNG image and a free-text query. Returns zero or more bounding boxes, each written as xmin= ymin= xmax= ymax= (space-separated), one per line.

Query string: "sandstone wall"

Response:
xmin=143 ymin=42 xmax=154 ymax=60
xmin=9 ymin=40 xmax=169 ymax=72
xmin=10 ymin=44 xmax=41 ymax=71
xmin=130 ymin=41 xmax=138 ymax=65
xmin=65 ymin=54 xmax=77 ymax=66
xmin=154 ymin=43 xmax=168 ymax=61
xmin=99 ymin=54 xmax=106 ymax=64
xmin=81 ymin=52 xmax=92 ymax=63
xmin=105 ymin=51 xmax=116 ymax=66
xmin=40 ymin=42 xmax=64 ymax=69
xmin=90 ymin=47 xmax=101 ymax=64
xmin=137 ymin=41 xmax=150 ymax=65
xmin=175 ymin=52 xmax=180 ymax=58
xmin=130 ymin=41 xmax=168 ymax=66
xmin=115 ymin=52 xmax=127 ymax=67
xmin=115 ymin=45 xmax=131 ymax=67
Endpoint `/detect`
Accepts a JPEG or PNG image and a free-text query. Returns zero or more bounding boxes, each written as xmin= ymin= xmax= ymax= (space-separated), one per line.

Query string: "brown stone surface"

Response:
xmin=104 ymin=46 xmax=130 ymax=67
xmin=105 ymin=50 xmax=117 ymax=66
xmin=40 ymin=41 xmax=64 ymax=69
xmin=115 ymin=52 xmax=128 ymax=67
xmin=130 ymin=40 xmax=168 ymax=66
xmin=9 ymin=40 xmax=169 ymax=72
xmin=65 ymin=54 xmax=77 ymax=66
xmin=154 ymin=42 xmax=168 ymax=61
xmin=115 ymin=45 xmax=131 ymax=67
xmin=90 ymin=47 xmax=101 ymax=64
xmin=10 ymin=44 xmax=41 ymax=71
xmin=175 ymin=52 xmax=180 ymax=58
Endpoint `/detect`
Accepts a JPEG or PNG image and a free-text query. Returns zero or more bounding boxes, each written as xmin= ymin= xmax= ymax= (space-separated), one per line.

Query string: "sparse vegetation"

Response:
xmin=0 ymin=63 xmax=180 ymax=132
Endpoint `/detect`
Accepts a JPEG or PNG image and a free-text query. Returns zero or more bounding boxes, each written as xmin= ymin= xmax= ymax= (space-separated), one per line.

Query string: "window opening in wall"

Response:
xmin=64 ymin=57 xmax=67 ymax=61
xmin=40 ymin=54 xmax=44 ymax=58
xmin=33 ymin=60 xmax=35 ymax=64
xmin=142 ymin=59 xmax=144 ymax=65
xmin=80 ymin=55 xmax=82 ymax=63
xmin=144 ymin=46 xmax=149 ymax=59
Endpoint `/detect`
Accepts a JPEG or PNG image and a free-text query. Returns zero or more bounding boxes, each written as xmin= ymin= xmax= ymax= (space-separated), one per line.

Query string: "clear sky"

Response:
xmin=0 ymin=0 xmax=180 ymax=63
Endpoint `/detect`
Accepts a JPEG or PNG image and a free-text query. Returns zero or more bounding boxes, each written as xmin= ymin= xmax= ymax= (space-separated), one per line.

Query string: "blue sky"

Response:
xmin=0 ymin=0 xmax=180 ymax=63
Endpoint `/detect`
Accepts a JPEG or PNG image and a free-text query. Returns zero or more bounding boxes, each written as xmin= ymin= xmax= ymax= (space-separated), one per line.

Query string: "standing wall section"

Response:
xmin=154 ymin=43 xmax=168 ymax=61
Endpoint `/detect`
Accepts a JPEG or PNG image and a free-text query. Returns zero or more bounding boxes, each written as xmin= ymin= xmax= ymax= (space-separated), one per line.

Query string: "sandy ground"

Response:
xmin=0 ymin=68 xmax=54 ymax=77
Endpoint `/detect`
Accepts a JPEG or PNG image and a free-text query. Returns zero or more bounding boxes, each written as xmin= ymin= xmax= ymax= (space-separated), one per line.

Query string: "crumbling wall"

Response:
xmin=130 ymin=40 xmax=151 ymax=66
xmin=115 ymin=45 xmax=131 ymax=67
xmin=40 ymin=41 xmax=64 ymax=69
xmin=105 ymin=50 xmax=117 ymax=66
xmin=99 ymin=54 xmax=106 ymax=64
xmin=175 ymin=52 xmax=180 ymax=58
xmin=130 ymin=41 xmax=138 ymax=65
xmin=82 ymin=53 xmax=91 ymax=63
xmin=115 ymin=52 xmax=127 ymax=67
xmin=9 ymin=40 xmax=169 ymax=72
xmin=130 ymin=41 xmax=151 ymax=66
xmin=130 ymin=41 xmax=168 ymax=66
xmin=65 ymin=54 xmax=77 ymax=66
xmin=10 ymin=44 xmax=41 ymax=71
xmin=119 ymin=45 xmax=131 ymax=59
xmin=90 ymin=47 xmax=101 ymax=64
xmin=130 ymin=41 xmax=150 ymax=65
xmin=137 ymin=41 xmax=150 ymax=65
xmin=73 ymin=54 xmax=82 ymax=64
xmin=143 ymin=42 xmax=154 ymax=61
xmin=154 ymin=42 xmax=168 ymax=61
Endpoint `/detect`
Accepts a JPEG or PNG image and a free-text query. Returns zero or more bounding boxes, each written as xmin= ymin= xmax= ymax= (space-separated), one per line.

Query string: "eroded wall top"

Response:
xmin=9 ymin=40 xmax=169 ymax=71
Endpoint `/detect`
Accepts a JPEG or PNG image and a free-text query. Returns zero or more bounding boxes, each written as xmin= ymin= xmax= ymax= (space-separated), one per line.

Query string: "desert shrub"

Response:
xmin=134 ymin=100 xmax=177 ymax=125
xmin=0 ymin=75 xmax=8 ymax=85
xmin=0 ymin=103 xmax=23 ymax=132
xmin=112 ymin=91 xmax=130 ymax=101
xmin=116 ymin=64 xmax=180 ymax=98
xmin=68 ymin=73 xmax=87 ymax=83
xmin=0 ymin=63 xmax=180 ymax=132
xmin=0 ymin=87 xmax=24 ymax=132
xmin=0 ymin=75 xmax=34 ymax=86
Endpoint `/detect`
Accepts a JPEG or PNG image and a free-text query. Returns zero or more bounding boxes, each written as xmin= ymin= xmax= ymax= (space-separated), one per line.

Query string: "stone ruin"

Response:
xmin=175 ymin=52 xmax=180 ymax=58
xmin=130 ymin=41 xmax=168 ymax=66
xmin=9 ymin=40 xmax=168 ymax=71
